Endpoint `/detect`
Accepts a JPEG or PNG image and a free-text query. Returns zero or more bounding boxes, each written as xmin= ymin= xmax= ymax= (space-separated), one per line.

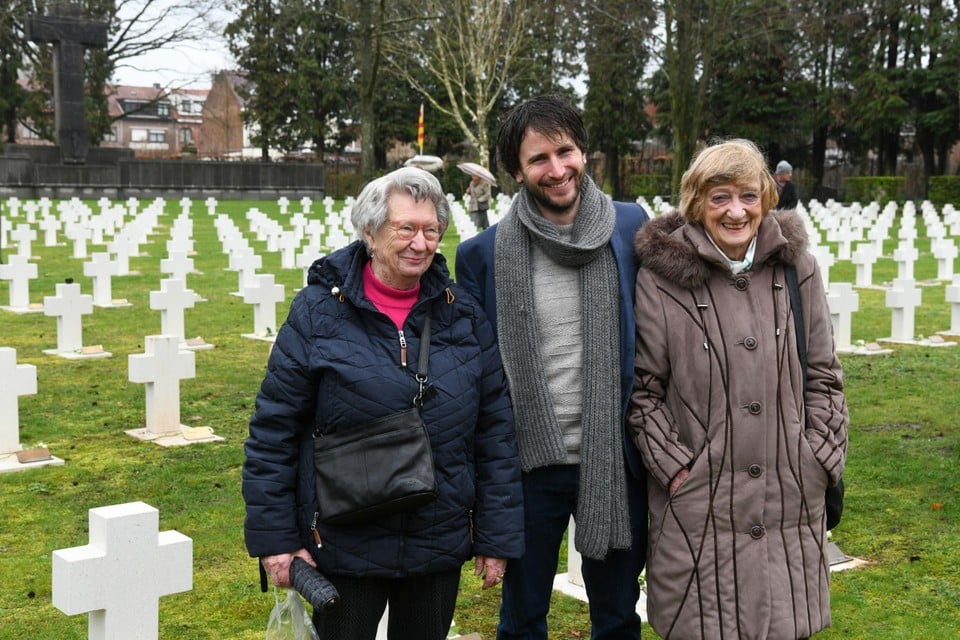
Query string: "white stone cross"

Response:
xmin=306 ymin=220 xmax=325 ymax=248
xmin=179 ymin=197 xmax=193 ymax=216
xmin=83 ymin=253 xmax=120 ymax=307
xmin=43 ymin=282 xmax=95 ymax=354
xmin=300 ymin=196 xmax=313 ymax=214
xmin=205 ymin=197 xmax=218 ymax=216
xmin=296 ymin=247 xmax=325 ymax=288
xmin=5 ymin=196 xmax=21 ymax=217
xmin=128 ymin=335 xmax=195 ymax=435
xmin=242 ymin=273 xmax=285 ymax=338
xmin=160 ymin=251 xmax=195 ymax=285
xmin=835 ymin=227 xmax=856 ymax=261
xmin=37 ymin=196 xmax=52 ymax=218
xmin=893 ymin=241 xmax=918 ymax=281
xmin=826 ymin=283 xmax=859 ymax=350
xmin=150 ymin=279 xmax=197 ymax=342
xmin=932 ymin=239 xmax=957 ymax=282
xmin=277 ymin=196 xmax=290 ymax=215
xmin=851 ymin=243 xmax=878 ymax=288
xmin=229 ymin=247 xmax=262 ymax=294
xmin=11 ymin=223 xmax=37 ymax=259
xmin=39 ymin=215 xmax=62 ymax=246
xmin=165 ymin=236 xmax=194 ymax=256
xmin=885 ymin=278 xmax=922 ymax=342
xmin=0 ymin=254 xmax=39 ymax=310
xmin=70 ymin=224 xmax=92 ymax=259
xmin=52 ymin=501 xmax=192 ymax=640
xmin=289 ymin=213 xmax=308 ymax=242
xmin=810 ymin=245 xmax=835 ymax=289
xmin=866 ymin=224 xmax=887 ymax=256
xmin=0 ymin=347 xmax=37 ymax=455
xmin=106 ymin=232 xmax=134 ymax=276
xmin=278 ymin=230 xmax=300 ymax=269
xmin=23 ymin=199 xmax=38 ymax=221
xmin=944 ymin=275 xmax=960 ymax=336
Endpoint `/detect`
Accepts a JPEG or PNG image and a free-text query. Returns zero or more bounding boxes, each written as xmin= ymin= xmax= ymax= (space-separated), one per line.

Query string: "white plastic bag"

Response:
xmin=265 ymin=587 xmax=320 ymax=640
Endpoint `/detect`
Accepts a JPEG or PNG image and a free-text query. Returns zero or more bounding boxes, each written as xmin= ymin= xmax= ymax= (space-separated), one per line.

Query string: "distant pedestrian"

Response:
xmin=774 ymin=160 xmax=798 ymax=210
xmin=467 ymin=174 xmax=492 ymax=229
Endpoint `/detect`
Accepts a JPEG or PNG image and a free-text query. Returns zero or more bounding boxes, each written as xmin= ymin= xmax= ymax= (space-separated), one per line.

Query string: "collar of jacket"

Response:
xmin=633 ymin=209 xmax=809 ymax=289
xmin=306 ymin=240 xmax=452 ymax=308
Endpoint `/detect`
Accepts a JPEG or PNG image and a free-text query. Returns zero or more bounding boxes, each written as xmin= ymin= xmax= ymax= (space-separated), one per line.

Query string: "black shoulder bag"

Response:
xmin=785 ymin=264 xmax=845 ymax=530
xmin=312 ymin=313 xmax=439 ymax=526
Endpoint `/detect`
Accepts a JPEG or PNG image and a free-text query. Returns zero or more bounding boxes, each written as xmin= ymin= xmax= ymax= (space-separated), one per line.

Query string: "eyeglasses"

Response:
xmin=389 ymin=223 xmax=444 ymax=242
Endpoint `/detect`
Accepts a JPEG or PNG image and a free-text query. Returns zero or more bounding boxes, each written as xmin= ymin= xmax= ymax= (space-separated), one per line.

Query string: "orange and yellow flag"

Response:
xmin=417 ymin=103 xmax=424 ymax=155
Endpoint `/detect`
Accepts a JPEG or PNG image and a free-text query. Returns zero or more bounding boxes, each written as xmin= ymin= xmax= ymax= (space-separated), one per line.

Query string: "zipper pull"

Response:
xmin=398 ymin=329 xmax=407 ymax=367
xmin=311 ymin=512 xmax=323 ymax=548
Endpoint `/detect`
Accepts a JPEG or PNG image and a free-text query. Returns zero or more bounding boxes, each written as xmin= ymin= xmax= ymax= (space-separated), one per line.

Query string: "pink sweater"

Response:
xmin=363 ymin=262 xmax=419 ymax=329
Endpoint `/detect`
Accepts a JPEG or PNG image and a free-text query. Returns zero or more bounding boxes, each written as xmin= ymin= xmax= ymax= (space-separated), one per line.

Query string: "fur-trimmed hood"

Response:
xmin=633 ymin=209 xmax=809 ymax=289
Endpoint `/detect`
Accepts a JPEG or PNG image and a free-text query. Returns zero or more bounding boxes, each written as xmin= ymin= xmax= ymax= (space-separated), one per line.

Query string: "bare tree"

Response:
xmin=110 ymin=0 xmax=231 ymax=89
xmin=386 ymin=0 xmax=528 ymax=169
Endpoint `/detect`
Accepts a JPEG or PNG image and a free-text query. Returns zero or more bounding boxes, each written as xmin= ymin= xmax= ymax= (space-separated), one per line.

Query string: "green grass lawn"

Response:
xmin=1 ymin=198 xmax=959 ymax=639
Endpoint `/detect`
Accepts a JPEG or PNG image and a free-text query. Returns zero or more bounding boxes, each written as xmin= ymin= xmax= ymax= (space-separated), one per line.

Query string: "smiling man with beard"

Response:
xmin=456 ymin=94 xmax=651 ymax=640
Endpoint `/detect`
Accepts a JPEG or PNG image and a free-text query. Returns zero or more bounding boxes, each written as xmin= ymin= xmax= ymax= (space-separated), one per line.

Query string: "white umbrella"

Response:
xmin=403 ymin=154 xmax=445 ymax=172
xmin=457 ymin=161 xmax=498 ymax=187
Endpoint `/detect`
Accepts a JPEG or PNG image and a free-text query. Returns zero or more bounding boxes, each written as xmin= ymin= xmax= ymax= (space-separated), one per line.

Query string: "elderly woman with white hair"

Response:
xmin=628 ymin=140 xmax=847 ymax=639
xmin=243 ymin=167 xmax=523 ymax=639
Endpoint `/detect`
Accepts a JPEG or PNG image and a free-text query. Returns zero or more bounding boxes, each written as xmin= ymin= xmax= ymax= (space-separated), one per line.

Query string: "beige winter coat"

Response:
xmin=628 ymin=210 xmax=848 ymax=640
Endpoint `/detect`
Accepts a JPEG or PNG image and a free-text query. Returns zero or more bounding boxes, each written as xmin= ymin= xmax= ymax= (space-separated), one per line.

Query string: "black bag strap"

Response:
xmin=784 ymin=263 xmax=806 ymax=387
xmin=414 ymin=313 xmax=431 ymax=408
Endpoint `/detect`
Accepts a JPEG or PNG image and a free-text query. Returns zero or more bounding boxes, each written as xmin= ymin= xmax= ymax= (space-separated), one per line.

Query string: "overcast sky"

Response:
xmin=110 ymin=2 xmax=235 ymax=89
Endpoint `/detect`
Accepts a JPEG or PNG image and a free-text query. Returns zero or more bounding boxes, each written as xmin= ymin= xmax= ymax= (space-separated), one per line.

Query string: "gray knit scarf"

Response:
xmin=494 ymin=175 xmax=631 ymax=559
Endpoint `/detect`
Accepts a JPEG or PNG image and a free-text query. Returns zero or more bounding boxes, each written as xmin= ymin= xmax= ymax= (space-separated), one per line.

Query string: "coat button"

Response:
xmin=748 ymin=401 xmax=762 ymax=415
xmin=750 ymin=524 xmax=765 ymax=539
xmin=743 ymin=336 xmax=758 ymax=349
xmin=735 ymin=277 xmax=748 ymax=290
xmin=749 ymin=464 xmax=762 ymax=478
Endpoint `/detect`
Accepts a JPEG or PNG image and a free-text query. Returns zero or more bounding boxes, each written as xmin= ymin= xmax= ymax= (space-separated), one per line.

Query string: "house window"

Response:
xmin=103 ymin=127 xmax=118 ymax=142
xmin=149 ymin=130 xmax=166 ymax=142
xmin=131 ymin=128 xmax=148 ymax=142
xmin=157 ymin=102 xmax=170 ymax=117
xmin=21 ymin=125 xmax=41 ymax=139
xmin=180 ymin=128 xmax=194 ymax=145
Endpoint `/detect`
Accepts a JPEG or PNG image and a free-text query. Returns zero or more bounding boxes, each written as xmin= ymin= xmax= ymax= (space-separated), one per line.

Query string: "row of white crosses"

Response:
xmin=799 ymin=199 xmax=960 ymax=352
xmin=1 ymin=197 xmax=323 ymax=640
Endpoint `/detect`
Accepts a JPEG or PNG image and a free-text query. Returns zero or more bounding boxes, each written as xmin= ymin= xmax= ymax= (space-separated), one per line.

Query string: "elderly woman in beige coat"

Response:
xmin=628 ymin=139 xmax=848 ymax=639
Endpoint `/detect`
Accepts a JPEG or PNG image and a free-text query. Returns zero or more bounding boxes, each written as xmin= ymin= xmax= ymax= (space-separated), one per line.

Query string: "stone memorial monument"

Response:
xmin=26 ymin=2 xmax=108 ymax=164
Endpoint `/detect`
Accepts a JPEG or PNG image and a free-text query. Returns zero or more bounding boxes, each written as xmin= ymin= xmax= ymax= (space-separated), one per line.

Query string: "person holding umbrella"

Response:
xmin=460 ymin=162 xmax=497 ymax=230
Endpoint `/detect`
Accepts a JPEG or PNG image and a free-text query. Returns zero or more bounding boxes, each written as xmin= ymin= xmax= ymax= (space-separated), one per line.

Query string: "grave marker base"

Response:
xmin=0 ymin=447 xmax=65 ymax=474
xmin=93 ymin=299 xmax=133 ymax=309
xmin=1 ymin=304 xmax=45 ymax=314
xmin=125 ymin=425 xmax=224 ymax=447
xmin=242 ymin=333 xmax=277 ymax=343
xmin=836 ymin=343 xmax=894 ymax=356
xmin=826 ymin=540 xmax=869 ymax=571
xmin=42 ymin=346 xmax=113 ymax=359
xmin=876 ymin=336 xmax=957 ymax=347
xmin=182 ymin=336 xmax=215 ymax=351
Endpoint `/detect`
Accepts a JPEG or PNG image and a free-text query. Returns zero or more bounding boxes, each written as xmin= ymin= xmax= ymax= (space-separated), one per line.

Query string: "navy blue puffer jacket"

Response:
xmin=242 ymin=240 xmax=524 ymax=577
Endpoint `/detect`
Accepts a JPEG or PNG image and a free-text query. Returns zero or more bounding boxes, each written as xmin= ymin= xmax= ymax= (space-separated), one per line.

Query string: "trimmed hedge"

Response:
xmin=629 ymin=174 xmax=671 ymax=199
xmin=844 ymin=176 xmax=905 ymax=205
xmin=927 ymin=176 xmax=960 ymax=206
